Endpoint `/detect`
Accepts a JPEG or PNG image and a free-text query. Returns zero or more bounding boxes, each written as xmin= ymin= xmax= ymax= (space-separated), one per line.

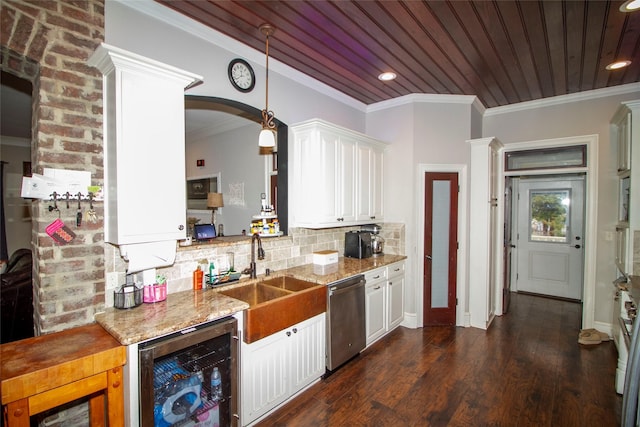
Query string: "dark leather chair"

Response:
xmin=1 ymin=248 xmax=34 ymax=343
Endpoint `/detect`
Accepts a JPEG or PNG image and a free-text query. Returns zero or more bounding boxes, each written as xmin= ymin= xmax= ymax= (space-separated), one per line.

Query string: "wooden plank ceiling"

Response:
xmin=157 ymin=0 xmax=640 ymax=108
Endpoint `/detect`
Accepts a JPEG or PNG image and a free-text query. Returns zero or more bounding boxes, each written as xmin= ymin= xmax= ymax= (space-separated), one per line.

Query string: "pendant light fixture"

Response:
xmin=259 ymin=24 xmax=276 ymax=148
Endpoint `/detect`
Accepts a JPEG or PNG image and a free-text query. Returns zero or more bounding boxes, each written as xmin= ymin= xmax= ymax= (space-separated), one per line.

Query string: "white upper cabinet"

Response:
xmin=612 ymin=100 xmax=640 ymax=276
xmin=88 ymin=44 xmax=202 ymax=245
xmin=291 ymin=119 xmax=387 ymax=228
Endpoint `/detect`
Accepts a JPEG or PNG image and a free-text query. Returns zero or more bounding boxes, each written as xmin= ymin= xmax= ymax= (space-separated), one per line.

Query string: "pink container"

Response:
xmin=143 ymin=283 xmax=167 ymax=303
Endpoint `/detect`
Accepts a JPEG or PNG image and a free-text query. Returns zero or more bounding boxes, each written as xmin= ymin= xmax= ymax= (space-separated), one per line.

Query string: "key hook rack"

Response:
xmin=48 ymin=191 xmax=98 ymax=211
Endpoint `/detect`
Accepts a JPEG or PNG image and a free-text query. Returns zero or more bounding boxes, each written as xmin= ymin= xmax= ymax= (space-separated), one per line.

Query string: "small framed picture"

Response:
xmin=186 ymin=179 xmax=209 ymax=199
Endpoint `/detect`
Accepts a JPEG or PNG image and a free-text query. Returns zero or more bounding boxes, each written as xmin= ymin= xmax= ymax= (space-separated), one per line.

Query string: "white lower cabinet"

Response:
xmin=365 ymin=261 xmax=405 ymax=347
xmin=240 ymin=313 xmax=325 ymax=426
xmin=387 ymin=262 xmax=405 ymax=331
xmin=365 ymin=268 xmax=387 ymax=345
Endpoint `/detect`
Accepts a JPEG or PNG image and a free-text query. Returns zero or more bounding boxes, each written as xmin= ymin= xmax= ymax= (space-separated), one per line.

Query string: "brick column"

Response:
xmin=1 ymin=0 xmax=106 ymax=335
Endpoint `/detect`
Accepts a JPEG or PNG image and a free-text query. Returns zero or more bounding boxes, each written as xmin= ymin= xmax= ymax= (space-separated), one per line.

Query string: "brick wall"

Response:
xmin=1 ymin=0 xmax=105 ymax=335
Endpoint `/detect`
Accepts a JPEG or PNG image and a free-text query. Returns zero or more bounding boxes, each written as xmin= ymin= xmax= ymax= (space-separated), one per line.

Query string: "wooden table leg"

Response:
xmin=89 ymin=393 xmax=105 ymax=427
xmin=106 ymin=366 xmax=124 ymax=427
xmin=4 ymin=399 xmax=30 ymax=427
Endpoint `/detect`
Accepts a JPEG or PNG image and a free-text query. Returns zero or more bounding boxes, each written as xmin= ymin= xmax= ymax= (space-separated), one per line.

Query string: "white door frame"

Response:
xmin=416 ymin=164 xmax=468 ymax=327
xmin=497 ymin=134 xmax=598 ymax=328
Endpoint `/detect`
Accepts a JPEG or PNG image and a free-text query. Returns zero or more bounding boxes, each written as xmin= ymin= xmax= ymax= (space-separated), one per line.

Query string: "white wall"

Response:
xmin=484 ymin=88 xmax=640 ymax=327
xmin=366 ymin=97 xmax=477 ymax=323
xmin=186 ymin=122 xmax=266 ymax=235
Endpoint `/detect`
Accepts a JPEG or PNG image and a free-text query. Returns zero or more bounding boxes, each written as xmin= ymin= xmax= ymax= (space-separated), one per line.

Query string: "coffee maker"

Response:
xmin=362 ymin=224 xmax=384 ymax=255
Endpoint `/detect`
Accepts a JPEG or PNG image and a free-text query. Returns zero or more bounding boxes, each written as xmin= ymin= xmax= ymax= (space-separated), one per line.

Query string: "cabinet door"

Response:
xmin=356 ymin=143 xmax=384 ymax=222
xmin=115 ymin=72 xmax=187 ymax=244
xmin=371 ymin=147 xmax=384 ymax=221
xmin=241 ymin=330 xmax=289 ymax=424
xmin=387 ymin=273 xmax=405 ymax=331
xmin=365 ymin=280 xmax=386 ymax=346
xmin=338 ymin=137 xmax=357 ymax=223
xmin=290 ymin=314 xmax=326 ymax=392
xmin=356 ymin=143 xmax=373 ymax=222
xmin=617 ymin=112 xmax=631 ymax=173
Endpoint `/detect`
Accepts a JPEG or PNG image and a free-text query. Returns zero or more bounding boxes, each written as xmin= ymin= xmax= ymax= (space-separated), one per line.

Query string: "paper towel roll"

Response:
xmin=119 ymin=240 xmax=177 ymax=273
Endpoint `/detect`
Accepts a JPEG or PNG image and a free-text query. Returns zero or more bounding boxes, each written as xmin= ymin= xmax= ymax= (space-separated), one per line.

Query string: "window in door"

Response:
xmin=529 ymin=189 xmax=570 ymax=243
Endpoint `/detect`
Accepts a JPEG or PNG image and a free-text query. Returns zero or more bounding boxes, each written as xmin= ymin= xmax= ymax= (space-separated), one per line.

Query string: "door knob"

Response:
xmin=426 ymin=255 xmax=432 ymax=260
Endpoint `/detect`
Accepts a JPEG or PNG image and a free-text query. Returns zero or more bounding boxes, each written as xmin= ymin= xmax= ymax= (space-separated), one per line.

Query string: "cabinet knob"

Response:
xmin=286 ymin=331 xmax=291 ymax=337
xmin=178 ymin=224 xmax=184 ymax=230
xmin=292 ymin=328 xmax=298 ymax=333
xmin=389 ymin=281 xmax=393 ymax=286
xmin=374 ymin=286 xmax=381 ymax=290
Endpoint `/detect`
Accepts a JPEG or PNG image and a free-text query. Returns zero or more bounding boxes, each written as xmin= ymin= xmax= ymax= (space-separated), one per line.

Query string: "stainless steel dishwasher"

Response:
xmin=326 ymin=274 xmax=366 ymax=371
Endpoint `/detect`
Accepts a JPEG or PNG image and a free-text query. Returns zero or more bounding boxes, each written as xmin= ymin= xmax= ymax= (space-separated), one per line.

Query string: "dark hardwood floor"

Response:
xmin=257 ymin=293 xmax=621 ymax=426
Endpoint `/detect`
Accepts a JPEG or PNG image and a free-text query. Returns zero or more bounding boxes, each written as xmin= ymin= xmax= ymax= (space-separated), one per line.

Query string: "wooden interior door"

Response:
xmin=423 ymin=172 xmax=458 ymax=326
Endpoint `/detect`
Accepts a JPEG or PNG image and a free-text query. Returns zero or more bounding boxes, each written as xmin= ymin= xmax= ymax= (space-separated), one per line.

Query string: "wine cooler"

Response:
xmin=138 ymin=317 xmax=238 ymax=426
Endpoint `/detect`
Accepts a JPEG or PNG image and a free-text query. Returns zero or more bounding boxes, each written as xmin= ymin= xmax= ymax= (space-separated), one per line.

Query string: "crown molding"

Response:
xmin=484 ymin=82 xmax=640 ymax=117
xmin=366 ymin=93 xmax=481 ymax=114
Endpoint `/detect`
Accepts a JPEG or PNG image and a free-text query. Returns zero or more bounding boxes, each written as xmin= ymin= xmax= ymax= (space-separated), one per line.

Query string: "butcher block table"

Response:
xmin=1 ymin=323 xmax=126 ymax=427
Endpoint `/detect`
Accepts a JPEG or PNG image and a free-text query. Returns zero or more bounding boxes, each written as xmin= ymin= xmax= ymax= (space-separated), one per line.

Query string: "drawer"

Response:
xmin=387 ymin=262 xmax=405 ymax=277
xmin=364 ymin=267 xmax=386 ymax=283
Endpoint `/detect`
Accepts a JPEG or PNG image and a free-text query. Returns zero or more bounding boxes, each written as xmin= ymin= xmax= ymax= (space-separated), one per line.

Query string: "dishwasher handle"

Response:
xmin=329 ymin=278 xmax=365 ymax=296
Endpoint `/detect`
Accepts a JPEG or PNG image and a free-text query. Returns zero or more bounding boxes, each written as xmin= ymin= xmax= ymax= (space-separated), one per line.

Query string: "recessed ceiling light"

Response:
xmin=606 ymin=60 xmax=632 ymax=70
xmin=378 ymin=72 xmax=397 ymax=81
xmin=620 ymin=0 xmax=640 ymax=12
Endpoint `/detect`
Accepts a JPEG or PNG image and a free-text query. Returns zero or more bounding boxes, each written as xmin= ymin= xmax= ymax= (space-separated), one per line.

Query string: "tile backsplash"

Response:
xmin=159 ymin=223 xmax=405 ymax=294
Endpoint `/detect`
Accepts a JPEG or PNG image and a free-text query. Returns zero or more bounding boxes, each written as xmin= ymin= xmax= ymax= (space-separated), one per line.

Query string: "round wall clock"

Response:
xmin=228 ymin=58 xmax=255 ymax=92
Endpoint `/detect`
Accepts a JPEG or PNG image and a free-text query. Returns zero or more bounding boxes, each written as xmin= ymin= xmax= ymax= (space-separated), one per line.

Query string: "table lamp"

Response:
xmin=207 ymin=193 xmax=224 ymax=227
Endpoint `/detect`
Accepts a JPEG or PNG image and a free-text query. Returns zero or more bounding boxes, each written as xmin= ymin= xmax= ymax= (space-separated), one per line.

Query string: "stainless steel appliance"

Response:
xmin=361 ymin=224 xmax=384 ymax=255
xmin=138 ymin=317 xmax=239 ymax=426
xmin=326 ymin=275 xmax=366 ymax=371
xmin=344 ymin=231 xmax=373 ymax=259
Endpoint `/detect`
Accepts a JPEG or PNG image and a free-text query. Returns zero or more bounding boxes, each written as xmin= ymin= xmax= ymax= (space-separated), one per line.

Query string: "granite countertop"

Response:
xmin=96 ymin=254 xmax=406 ymax=346
xmin=95 ymin=289 xmax=249 ymax=345
xmin=284 ymin=254 xmax=407 ymax=285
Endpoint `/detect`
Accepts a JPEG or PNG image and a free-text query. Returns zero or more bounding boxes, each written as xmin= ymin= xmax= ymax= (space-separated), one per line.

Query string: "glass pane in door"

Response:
xmin=529 ymin=189 xmax=570 ymax=243
xmin=431 ymin=180 xmax=450 ymax=308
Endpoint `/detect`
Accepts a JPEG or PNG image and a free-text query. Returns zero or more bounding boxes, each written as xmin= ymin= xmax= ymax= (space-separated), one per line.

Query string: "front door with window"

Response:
xmin=515 ymin=176 xmax=585 ymax=300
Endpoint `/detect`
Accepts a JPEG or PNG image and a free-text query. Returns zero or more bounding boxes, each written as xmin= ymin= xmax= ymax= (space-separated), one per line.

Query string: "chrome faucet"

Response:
xmin=244 ymin=233 xmax=265 ymax=279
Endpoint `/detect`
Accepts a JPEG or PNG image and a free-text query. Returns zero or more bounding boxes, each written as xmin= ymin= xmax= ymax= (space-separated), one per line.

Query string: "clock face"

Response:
xmin=228 ymin=59 xmax=255 ymax=92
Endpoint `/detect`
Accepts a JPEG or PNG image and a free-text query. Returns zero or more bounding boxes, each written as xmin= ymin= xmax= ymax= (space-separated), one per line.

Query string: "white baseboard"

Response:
xmin=401 ymin=312 xmax=418 ymax=329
